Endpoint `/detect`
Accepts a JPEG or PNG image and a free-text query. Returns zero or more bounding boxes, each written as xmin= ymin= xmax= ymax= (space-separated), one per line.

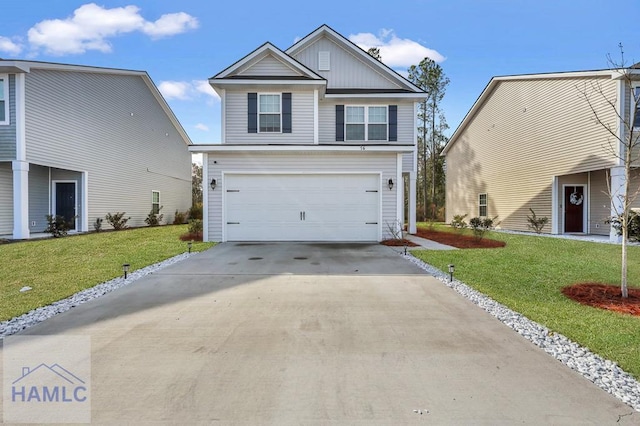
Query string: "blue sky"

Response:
xmin=3 ymin=0 xmax=640 ymax=144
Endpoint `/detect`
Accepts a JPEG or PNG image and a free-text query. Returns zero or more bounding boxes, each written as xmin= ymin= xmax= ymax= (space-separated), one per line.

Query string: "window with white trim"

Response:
xmin=152 ymin=191 xmax=160 ymax=215
xmin=479 ymin=193 xmax=487 ymax=217
xmin=258 ymin=93 xmax=281 ymax=132
xmin=633 ymin=85 xmax=640 ymax=129
xmin=0 ymin=75 xmax=8 ymax=125
xmin=345 ymin=105 xmax=388 ymax=141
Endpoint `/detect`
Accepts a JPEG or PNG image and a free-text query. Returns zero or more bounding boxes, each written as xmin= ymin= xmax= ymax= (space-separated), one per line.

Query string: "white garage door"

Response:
xmin=225 ymin=174 xmax=380 ymax=241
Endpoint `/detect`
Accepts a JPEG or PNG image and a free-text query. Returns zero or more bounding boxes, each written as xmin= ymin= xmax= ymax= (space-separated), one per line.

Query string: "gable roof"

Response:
xmin=0 ymin=59 xmax=192 ymax=145
xmin=286 ymin=24 xmax=426 ymax=95
xmin=442 ymin=67 xmax=640 ymax=155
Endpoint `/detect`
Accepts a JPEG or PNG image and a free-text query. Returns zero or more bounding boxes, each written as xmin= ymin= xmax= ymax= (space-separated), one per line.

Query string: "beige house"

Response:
xmin=442 ymin=67 xmax=640 ymax=241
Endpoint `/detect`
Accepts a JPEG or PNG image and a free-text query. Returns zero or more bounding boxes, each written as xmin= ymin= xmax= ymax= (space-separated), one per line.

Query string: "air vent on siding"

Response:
xmin=319 ymin=51 xmax=330 ymax=71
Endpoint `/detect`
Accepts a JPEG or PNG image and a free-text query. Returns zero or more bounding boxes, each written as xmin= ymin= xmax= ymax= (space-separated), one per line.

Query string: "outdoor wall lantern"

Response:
xmin=210 ymin=178 xmax=217 ymax=191
xmin=448 ymin=264 xmax=455 ymax=282
xmin=388 ymin=178 xmax=394 ymax=190
xmin=122 ymin=263 xmax=130 ymax=279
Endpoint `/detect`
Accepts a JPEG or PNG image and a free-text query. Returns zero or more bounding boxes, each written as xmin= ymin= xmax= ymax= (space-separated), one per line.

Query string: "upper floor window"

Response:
xmin=633 ymin=86 xmax=640 ymax=129
xmin=248 ymin=92 xmax=291 ymax=134
xmin=259 ymin=94 xmax=281 ymax=132
xmin=0 ymin=75 xmax=8 ymax=125
xmin=345 ymin=106 xmax=388 ymax=141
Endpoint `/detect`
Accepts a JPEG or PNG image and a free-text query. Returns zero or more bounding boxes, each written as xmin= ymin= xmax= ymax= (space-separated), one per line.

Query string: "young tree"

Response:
xmin=408 ymin=58 xmax=449 ymax=220
xmin=576 ymin=46 xmax=640 ymax=298
xmin=192 ymin=163 xmax=203 ymax=205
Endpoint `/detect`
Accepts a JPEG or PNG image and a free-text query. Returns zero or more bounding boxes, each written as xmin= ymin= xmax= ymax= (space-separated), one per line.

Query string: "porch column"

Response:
xmin=12 ymin=160 xmax=29 ymax=239
xmin=609 ymin=166 xmax=625 ymax=243
xmin=409 ymin=171 xmax=417 ymax=234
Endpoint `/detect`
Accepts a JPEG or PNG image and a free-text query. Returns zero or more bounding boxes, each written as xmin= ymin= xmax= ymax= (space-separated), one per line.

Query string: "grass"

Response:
xmin=411 ymin=224 xmax=640 ymax=379
xmin=0 ymin=225 xmax=214 ymax=322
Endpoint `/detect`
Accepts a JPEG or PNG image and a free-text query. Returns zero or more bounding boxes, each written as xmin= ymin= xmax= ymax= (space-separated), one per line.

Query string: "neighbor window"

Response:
xmin=152 ymin=191 xmax=160 ymax=214
xmin=479 ymin=193 xmax=487 ymax=217
xmin=0 ymin=75 xmax=8 ymax=125
xmin=345 ymin=106 xmax=388 ymax=141
xmin=258 ymin=94 xmax=281 ymax=132
xmin=633 ymin=86 xmax=640 ymax=129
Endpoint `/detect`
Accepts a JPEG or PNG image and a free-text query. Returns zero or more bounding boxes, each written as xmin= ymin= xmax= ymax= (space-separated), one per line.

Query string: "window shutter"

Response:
xmin=248 ymin=93 xmax=257 ymax=133
xmin=336 ymin=105 xmax=344 ymax=141
xmin=388 ymin=105 xmax=397 ymax=141
xmin=282 ymin=93 xmax=292 ymax=133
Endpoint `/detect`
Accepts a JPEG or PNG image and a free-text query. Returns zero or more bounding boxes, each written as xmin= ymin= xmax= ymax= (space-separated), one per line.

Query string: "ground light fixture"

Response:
xmin=187 ymin=241 xmax=193 ymax=253
xmin=448 ymin=264 xmax=455 ymax=282
xmin=210 ymin=178 xmax=217 ymax=190
xmin=122 ymin=263 xmax=130 ymax=279
xmin=388 ymin=178 xmax=394 ymax=190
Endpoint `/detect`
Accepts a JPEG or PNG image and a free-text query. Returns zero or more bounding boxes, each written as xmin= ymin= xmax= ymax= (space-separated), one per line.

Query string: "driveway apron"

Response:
xmin=2 ymin=243 xmax=636 ymax=424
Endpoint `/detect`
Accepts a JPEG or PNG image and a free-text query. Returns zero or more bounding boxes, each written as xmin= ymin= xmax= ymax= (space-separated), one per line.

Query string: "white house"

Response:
xmin=0 ymin=60 xmax=193 ymax=239
xmin=190 ymin=25 xmax=426 ymax=242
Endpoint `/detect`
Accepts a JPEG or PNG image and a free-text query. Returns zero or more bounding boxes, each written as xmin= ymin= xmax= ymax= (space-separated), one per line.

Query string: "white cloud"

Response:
xmin=0 ymin=36 xmax=22 ymax=55
xmin=349 ymin=29 xmax=445 ymax=67
xmin=158 ymin=80 xmax=220 ymax=101
xmin=195 ymin=123 xmax=209 ymax=131
xmin=27 ymin=3 xmax=199 ymax=56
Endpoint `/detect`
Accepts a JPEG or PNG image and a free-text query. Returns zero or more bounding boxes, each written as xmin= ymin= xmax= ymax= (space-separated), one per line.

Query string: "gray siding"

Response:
xmin=206 ymin=152 xmax=399 ymax=241
xmin=0 ymin=162 xmax=12 ymax=234
xmin=225 ymin=90 xmax=314 ymax=144
xmin=589 ymin=169 xmax=611 ymax=235
xmin=292 ymin=38 xmax=401 ymax=89
xmin=0 ymin=74 xmax=17 ymax=160
xmin=238 ymin=55 xmax=301 ymax=77
xmin=28 ymin=164 xmax=49 ymax=232
xmin=402 ymin=152 xmax=414 ymax=172
xmin=24 ymin=69 xmax=191 ymax=228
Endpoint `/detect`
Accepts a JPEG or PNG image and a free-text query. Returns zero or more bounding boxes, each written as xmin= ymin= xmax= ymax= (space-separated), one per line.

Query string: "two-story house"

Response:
xmin=442 ymin=67 xmax=640 ymax=241
xmin=190 ymin=25 xmax=426 ymax=242
xmin=0 ymin=60 xmax=192 ymax=239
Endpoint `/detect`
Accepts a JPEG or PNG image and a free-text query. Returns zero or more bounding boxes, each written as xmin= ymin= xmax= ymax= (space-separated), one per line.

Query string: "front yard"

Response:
xmin=0 ymin=225 xmax=214 ymax=322
xmin=411 ymin=225 xmax=640 ymax=379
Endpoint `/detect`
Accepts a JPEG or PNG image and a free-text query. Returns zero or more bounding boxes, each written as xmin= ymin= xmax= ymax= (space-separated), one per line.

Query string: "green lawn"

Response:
xmin=411 ymin=225 xmax=640 ymax=379
xmin=0 ymin=225 xmax=214 ymax=322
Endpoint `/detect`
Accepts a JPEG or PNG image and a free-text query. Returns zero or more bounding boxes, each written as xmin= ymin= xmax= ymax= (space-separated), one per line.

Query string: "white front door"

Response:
xmin=225 ymin=174 xmax=380 ymax=242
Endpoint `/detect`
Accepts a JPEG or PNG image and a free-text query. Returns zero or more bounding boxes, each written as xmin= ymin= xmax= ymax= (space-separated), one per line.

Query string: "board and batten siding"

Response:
xmin=446 ymin=76 xmax=618 ymax=232
xmin=0 ymin=75 xmax=17 ymax=160
xmin=24 ymin=69 xmax=191 ymax=228
xmin=237 ymin=55 xmax=302 ymax=77
xmin=0 ymin=162 xmax=13 ymax=234
xmin=206 ymin=152 xmax=399 ymax=242
xmin=291 ymin=37 xmax=401 ymax=89
xmin=225 ymin=90 xmax=314 ymax=144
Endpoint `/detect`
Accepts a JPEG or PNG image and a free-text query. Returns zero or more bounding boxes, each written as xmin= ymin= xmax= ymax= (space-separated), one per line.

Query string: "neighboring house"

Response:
xmin=0 ymin=60 xmax=192 ymax=239
xmin=442 ymin=67 xmax=640 ymax=241
xmin=190 ymin=25 xmax=427 ymax=242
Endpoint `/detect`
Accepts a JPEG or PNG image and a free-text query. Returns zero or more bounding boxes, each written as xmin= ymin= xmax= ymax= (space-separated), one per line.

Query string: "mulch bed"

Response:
xmin=415 ymin=229 xmax=506 ymax=249
xmin=562 ymin=283 xmax=640 ymax=317
xmin=381 ymin=239 xmax=419 ymax=247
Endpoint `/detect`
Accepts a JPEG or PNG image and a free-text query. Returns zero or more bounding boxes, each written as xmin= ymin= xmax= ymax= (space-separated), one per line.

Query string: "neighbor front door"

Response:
xmin=564 ymin=186 xmax=584 ymax=233
xmin=55 ymin=182 xmax=76 ymax=230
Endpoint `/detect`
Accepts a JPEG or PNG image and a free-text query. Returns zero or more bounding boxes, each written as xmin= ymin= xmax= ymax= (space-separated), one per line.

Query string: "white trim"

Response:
xmin=151 ymin=190 xmax=161 ymax=214
xmin=396 ymin=153 xmax=403 ymax=235
xmin=409 ymin=171 xmax=417 ymax=234
xmin=82 ymin=171 xmax=88 ymax=232
xmin=189 ymin=144 xmax=414 ymax=153
xmin=210 ymin=79 xmax=326 ymax=87
xmin=587 ymin=172 xmax=591 ymax=234
xmin=345 ymin=105 xmax=388 ymax=142
xmin=12 ymin=160 xmax=29 ymax=239
xmin=478 ymin=193 xmax=488 ymax=217
xmin=413 ymin=102 xmax=418 ymax=173
xmin=202 ymin=153 xmax=209 ymax=242
xmin=378 ymin=172 xmax=383 ymax=242
xmin=220 ymin=170 xmax=225 ymax=243
xmin=257 ymin=92 xmax=282 ymax=133
xmin=561 ymin=184 xmax=588 ymax=234
xmin=616 ymin=80 xmax=626 ymax=166
xmin=0 ymin=74 xmax=8 ymax=125
xmin=551 ymin=176 xmax=559 ymax=234
xmin=609 ymin=166 xmax=625 ymax=242
xmin=52 ymin=180 xmax=78 ymax=232
xmin=15 ymin=73 xmax=26 ymax=160
xmin=220 ymin=89 xmax=226 ymax=142
xmin=324 ymin=93 xmax=427 ymax=100
xmin=313 ymin=89 xmax=319 ymax=144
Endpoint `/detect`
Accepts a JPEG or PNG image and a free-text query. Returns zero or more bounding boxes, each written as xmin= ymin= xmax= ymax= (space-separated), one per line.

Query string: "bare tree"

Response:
xmin=576 ymin=45 xmax=640 ymax=298
xmin=367 ymin=47 xmax=381 ymax=61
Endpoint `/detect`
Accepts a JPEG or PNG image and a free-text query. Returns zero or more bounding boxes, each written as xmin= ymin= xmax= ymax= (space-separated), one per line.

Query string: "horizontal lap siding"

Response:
xmin=446 ymin=76 xmax=617 ymax=232
xmin=0 ymin=75 xmax=17 ymax=160
xmin=589 ymin=169 xmax=610 ymax=235
xmin=25 ymin=70 xmax=191 ymax=228
xmin=225 ymin=90 xmax=314 ymax=143
xmin=206 ymin=152 xmax=399 ymax=241
xmin=0 ymin=162 xmax=12 ymax=234
xmin=28 ymin=164 xmax=49 ymax=232
xmin=238 ymin=55 xmax=300 ymax=77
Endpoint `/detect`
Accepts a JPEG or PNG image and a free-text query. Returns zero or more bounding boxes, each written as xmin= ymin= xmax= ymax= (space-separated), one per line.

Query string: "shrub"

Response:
xmin=93 ymin=217 xmax=103 ymax=232
xmin=607 ymin=211 xmax=640 ymax=242
xmin=145 ymin=206 xmax=164 ymax=227
xmin=44 ymin=215 xmax=71 ymax=238
xmin=188 ymin=203 xmax=203 ymax=220
xmin=451 ymin=214 xmax=468 ymax=233
xmin=173 ymin=210 xmax=187 ymax=225
xmin=469 ymin=216 xmax=498 ymax=241
xmin=105 ymin=212 xmax=130 ymax=230
xmin=180 ymin=219 xmax=203 ymax=241
xmin=526 ymin=208 xmax=549 ymax=234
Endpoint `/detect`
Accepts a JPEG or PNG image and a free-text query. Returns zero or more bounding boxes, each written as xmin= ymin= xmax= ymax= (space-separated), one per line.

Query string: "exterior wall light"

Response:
xmin=388 ymin=178 xmax=394 ymax=190
xmin=210 ymin=178 xmax=217 ymax=191
xmin=123 ymin=263 xmax=130 ymax=279
xmin=448 ymin=264 xmax=455 ymax=282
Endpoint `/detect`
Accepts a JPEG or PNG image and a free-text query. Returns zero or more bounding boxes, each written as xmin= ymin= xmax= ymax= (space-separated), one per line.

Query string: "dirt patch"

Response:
xmin=381 ymin=239 xmax=419 ymax=247
xmin=414 ymin=229 xmax=506 ymax=249
xmin=562 ymin=283 xmax=640 ymax=317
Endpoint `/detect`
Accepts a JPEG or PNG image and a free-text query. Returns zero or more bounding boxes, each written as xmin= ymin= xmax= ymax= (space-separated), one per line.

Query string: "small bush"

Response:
xmin=145 ymin=206 xmax=164 ymax=227
xmin=526 ymin=208 xmax=549 ymax=234
xmin=180 ymin=219 xmax=203 ymax=241
xmin=173 ymin=210 xmax=187 ymax=225
xmin=607 ymin=211 xmax=640 ymax=242
xmin=44 ymin=215 xmax=71 ymax=238
xmin=188 ymin=203 xmax=203 ymax=220
xmin=451 ymin=214 xmax=468 ymax=233
xmin=469 ymin=216 xmax=498 ymax=241
xmin=105 ymin=212 xmax=130 ymax=230
xmin=93 ymin=217 xmax=103 ymax=232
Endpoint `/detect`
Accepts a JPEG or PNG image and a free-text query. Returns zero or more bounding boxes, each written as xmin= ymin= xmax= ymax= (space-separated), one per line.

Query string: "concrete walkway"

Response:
xmin=2 ymin=243 xmax=636 ymax=424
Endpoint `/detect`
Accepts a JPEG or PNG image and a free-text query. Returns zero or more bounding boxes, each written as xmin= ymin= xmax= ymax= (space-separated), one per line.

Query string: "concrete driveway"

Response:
xmin=3 ymin=243 xmax=637 ymax=424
